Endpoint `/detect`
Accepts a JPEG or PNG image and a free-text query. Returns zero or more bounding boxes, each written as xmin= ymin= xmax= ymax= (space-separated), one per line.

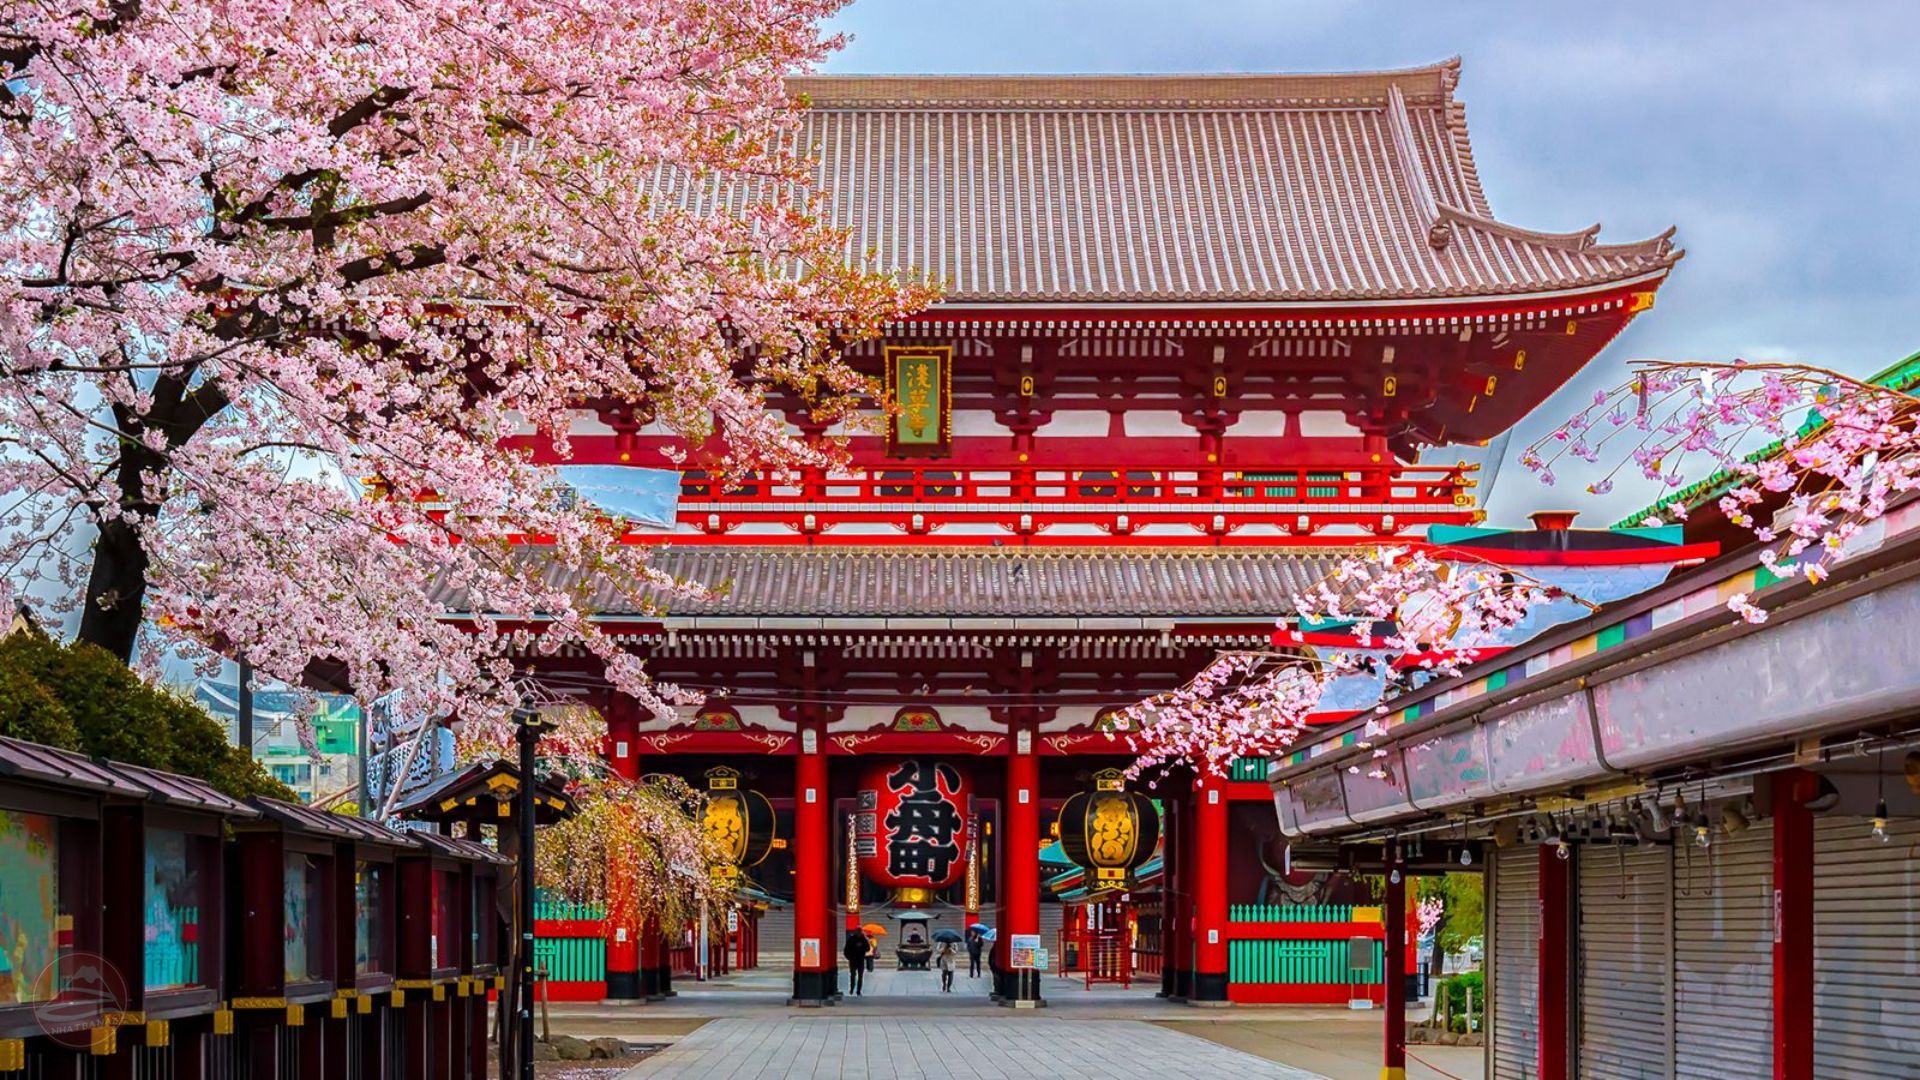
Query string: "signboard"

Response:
xmin=1009 ymin=934 xmax=1043 ymax=970
xmin=884 ymin=345 xmax=953 ymax=457
xmin=799 ymin=938 xmax=821 ymax=969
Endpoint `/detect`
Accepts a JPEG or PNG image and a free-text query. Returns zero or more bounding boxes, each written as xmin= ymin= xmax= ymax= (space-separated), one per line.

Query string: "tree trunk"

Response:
xmin=76 ymin=516 xmax=150 ymax=663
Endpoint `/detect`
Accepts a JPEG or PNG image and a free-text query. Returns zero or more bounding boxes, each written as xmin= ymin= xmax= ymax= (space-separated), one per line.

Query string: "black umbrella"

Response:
xmin=932 ymin=928 xmax=965 ymax=944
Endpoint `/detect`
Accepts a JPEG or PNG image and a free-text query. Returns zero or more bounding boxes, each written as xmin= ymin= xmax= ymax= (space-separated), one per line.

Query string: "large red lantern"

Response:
xmin=855 ymin=759 xmax=970 ymax=896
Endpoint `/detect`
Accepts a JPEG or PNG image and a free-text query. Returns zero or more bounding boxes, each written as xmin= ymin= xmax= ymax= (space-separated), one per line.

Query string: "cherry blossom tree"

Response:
xmin=1123 ymin=357 xmax=1911 ymax=778
xmin=1119 ymin=548 xmax=1580 ymax=777
xmin=1526 ymin=359 xmax=1920 ymax=621
xmin=1 ymin=0 xmax=933 ymax=728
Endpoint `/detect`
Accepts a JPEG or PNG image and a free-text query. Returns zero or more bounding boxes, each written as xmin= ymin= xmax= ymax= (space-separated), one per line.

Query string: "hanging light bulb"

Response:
xmin=1554 ymin=838 xmax=1572 ymax=861
xmin=1872 ymin=798 xmax=1891 ymax=843
xmin=1692 ymin=810 xmax=1712 ymax=849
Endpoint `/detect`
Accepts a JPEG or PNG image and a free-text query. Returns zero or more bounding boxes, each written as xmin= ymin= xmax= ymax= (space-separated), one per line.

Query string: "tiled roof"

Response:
xmin=108 ymin=761 xmax=258 ymax=819
xmin=729 ymin=60 xmax=1680 ymax=304
xmin=434 ymin=547 xmax=1341 ymax=619
xmin=0 ymin=736 xmax=149 ymax=797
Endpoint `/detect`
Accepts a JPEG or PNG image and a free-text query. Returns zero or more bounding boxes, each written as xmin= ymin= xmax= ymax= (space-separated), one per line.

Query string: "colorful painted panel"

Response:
xmin=354 ymin=862 xmax=388 ymax=976
xmin=0 ymin=810 xmax=60 ymax=1004
xmin=284 ymin=853 xmax=320 ymax=983
xmin=144 ymin=828 xmax=202 ymax=990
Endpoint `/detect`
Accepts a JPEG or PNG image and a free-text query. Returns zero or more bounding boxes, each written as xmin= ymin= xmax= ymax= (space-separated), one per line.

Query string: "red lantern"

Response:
xmin=855 ymin=759 xmax=970 ymax=893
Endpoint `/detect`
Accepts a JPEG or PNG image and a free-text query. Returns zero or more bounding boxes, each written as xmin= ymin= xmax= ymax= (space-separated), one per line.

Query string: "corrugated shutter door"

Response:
xmin=1813 ymin=816 xmax=1920 ymax=1078
xmin=1674 ymin=823 xmax=1773 ymax=1079
xmin=1493 ymin=845 xmax=1540 ymax=1080
xmin=1577 ymin=845 xmax=1673 ymax=1079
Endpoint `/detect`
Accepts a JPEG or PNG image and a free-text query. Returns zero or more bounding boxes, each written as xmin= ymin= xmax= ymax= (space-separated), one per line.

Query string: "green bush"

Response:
xmin=0 ymin=632 xmax=293 ymax=801
xmin=1438 ymin=970 xmax=1486 ymax=1032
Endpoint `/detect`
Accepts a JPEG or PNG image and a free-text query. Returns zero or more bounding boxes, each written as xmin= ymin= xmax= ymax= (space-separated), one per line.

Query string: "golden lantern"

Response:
xmin=702 ymin=767 xmax=777 ymax=870
xmin=1055 ymin=769 xmax=1160 ymax=888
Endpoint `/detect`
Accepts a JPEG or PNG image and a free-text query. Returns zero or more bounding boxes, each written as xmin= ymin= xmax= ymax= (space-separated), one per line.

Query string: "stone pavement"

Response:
xmin=615 ymin=1017 xmax=1327 ymax=1080
xmin=547 ymin=965 xmax=1484 ymax=1080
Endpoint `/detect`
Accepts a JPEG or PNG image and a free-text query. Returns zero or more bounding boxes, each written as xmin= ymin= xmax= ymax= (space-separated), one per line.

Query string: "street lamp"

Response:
xmin=513 ymin=706 xmax=553 ymax=1080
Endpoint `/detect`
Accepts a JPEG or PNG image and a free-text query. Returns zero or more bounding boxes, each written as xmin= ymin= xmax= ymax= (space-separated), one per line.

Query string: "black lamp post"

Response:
xmin=513 ymin=706 xmax=549 ymax=1080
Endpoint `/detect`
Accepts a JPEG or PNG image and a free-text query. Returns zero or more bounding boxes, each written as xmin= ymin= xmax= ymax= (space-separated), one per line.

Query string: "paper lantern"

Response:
xmin=702 ymin=767 xmax=776 ymax=868
xmin=855 ymin=760 xmax=970 ymax=893
xmin=1056 ymin=770 xmax=1160 ymax=887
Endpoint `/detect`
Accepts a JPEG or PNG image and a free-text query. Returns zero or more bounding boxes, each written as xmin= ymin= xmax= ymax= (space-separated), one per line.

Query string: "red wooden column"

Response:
xmin=1537 ymin=845 xmax=1572 ymax=1080
xmin=1190 ymin=773 xmax=1229 ymax=1003
xmin=1382 ymin=841 xmax=1407 ymax=1080
xmin=1000 ymin=718 xmax=1043 ymax=1005
xmin=790 ymin=713 xmax=834 ymax=1004
xmin=603 ymin=697 xmax=642 ymax=1000
xmin=1772 ymin=769 xmax=1816 ymax=1080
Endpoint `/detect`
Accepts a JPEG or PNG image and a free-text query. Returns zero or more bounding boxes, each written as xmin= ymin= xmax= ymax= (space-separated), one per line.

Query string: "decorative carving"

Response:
xmin=953 ymin=733 xmax=1005 ymax=755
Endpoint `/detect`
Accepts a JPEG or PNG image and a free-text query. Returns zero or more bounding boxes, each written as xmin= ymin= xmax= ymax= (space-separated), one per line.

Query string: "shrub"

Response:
xmin=1438 ymin=970 xmax=1486 ymax=1032
xmin=0 ymin=633 xmax=293 ymax=801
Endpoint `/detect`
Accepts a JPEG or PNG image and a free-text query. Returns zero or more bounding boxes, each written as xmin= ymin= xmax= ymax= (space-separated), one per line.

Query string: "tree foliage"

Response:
xmin=0 ymin=631 xmax=292 ymax=800
xmin=1 ymin=0 xmax=932 ymax=731
xmin=1417 ymin=872 xmax=1484 ymax=957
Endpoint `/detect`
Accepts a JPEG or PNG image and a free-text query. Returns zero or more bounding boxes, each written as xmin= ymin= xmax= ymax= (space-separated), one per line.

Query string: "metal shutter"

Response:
xmin=1813 ymin=816 xmax=1920 ymax=1078
xmin=1492 ymin=845 xmax=1540 ymax=1080
xmin=1674 ymin=822 xmax=1773 ymax=1079
xmin=1577 ymin=844 xmax=1673 ymax=1079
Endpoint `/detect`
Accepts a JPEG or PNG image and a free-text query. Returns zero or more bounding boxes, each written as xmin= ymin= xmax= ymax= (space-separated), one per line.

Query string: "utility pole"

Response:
xmin=236 ymin=658 xmax=254 ymax=757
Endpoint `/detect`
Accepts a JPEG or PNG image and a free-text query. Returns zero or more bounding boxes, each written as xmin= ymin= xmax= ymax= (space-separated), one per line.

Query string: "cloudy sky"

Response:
xmin=821 ymin=1 xmax=1919 ymax=524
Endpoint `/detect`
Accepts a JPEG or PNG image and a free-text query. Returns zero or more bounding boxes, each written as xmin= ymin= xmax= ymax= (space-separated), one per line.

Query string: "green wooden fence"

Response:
xmin=534 ymin=898 xmax=606 ymax=983
xmin=1229 ymin=939 xmax=1382 ymax=985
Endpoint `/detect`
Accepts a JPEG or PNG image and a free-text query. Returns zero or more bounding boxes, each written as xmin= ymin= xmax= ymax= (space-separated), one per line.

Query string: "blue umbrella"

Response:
xmin=932 ymin=928 xmax=965 ymax=944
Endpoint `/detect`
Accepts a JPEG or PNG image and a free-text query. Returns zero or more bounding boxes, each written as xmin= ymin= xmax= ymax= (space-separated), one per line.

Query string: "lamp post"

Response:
xmin=513 ymin=706 xmax=547 ymax=1080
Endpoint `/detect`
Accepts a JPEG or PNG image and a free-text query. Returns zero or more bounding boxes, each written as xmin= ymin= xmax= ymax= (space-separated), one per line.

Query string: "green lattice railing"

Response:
xmin=534 ymin=897 xmax=606 ymax=983
xmin=1230 ymin=938 xmax=1382 ymax=985
xmin=1229 ymin=903 xmax=1359 ymax=923
xmin=1229 ymin=757 xmax=1268 ymax=782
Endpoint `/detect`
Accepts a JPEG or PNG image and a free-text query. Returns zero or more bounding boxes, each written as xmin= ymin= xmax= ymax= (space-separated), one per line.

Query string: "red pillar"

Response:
xmin=1191 ymin=774 xmax=1230 ymax=1003
xmin=603 ymin=698 xmax=641 ymax=1000
xmin=1000 ymin=733 xmax=1043 ymax=1004
xmin=791 ymin=721 xmax=834 ymax=1004
xmin=1383 ymin=842 xmax=1407 ymax=1080
xmin=1773 ymin=770 xmax=1815 ymax=1080
xmin=1537 ymin=844 xmax=1572 ymax=1080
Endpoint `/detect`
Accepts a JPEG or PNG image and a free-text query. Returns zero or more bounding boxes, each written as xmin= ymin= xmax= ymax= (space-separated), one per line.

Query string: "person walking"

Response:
xmin=936 ymin=942 xmax=956 ymax=993
xmin=843 ymin=930 xmax=870 ymax=996
xmin=865 ymin=930 xmax=878 ymax=972
xmin=966 ymin=927 xmax=985 ymax=978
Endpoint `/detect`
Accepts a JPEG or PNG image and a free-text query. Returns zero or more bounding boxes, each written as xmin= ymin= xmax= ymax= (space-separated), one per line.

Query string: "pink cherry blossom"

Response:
xmin=1527 ymin=360 xmax=1920 ymax=622
xmin=0 ymin=0 xmax=933 ymax=738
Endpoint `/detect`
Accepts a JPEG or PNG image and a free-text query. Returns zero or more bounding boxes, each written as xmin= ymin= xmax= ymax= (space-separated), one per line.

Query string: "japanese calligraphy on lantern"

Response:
xmin=855 ymin=759 xmax=971 ymax=892
xmin=883 ymin=346 xmax=952 ymax=456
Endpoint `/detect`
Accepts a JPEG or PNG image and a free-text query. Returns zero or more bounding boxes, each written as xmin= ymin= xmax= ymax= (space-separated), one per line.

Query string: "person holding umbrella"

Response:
xmin=935 ymin=941 xmax=957 ymax=992
xmin=965 ymin=923 xmax=989 ymax=979
xmin=843 ymin=929 xmax=870 ymax=996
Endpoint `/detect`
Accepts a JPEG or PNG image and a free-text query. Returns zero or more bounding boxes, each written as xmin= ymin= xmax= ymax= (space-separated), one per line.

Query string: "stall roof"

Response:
xmin=108 ymin=761 xmax=259 ymax=819
xmin=0 ymin=736 xmax=151 ymax=798
xmin=324 ymin=812 xmax=421 ymax=850
xmin=412 ymin=830 xmax=512 ymax=866
xmin=249 ymin=796 xmax=365 ymax=839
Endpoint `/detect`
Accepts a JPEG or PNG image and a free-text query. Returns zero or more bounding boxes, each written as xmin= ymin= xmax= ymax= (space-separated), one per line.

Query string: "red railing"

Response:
xmin=1056 ymin=928 xmax=1135 ymax=989
xmin=678 ymin=462 xmax=1476 ymax=537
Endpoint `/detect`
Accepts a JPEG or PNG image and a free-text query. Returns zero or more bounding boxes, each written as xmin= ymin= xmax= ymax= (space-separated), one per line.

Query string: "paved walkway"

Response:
xmin=616 ymin=1017 xmax=1326 ymax=1080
